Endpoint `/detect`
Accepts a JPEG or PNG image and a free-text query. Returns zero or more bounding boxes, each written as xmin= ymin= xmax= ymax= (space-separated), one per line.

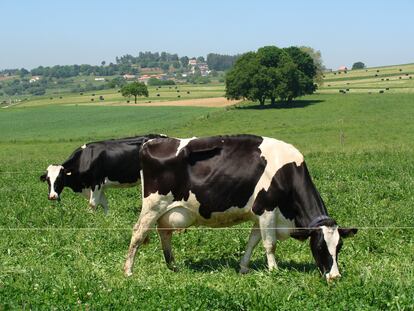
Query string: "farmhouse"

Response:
xmin=338 ymin=66 xmax=348 ymax=71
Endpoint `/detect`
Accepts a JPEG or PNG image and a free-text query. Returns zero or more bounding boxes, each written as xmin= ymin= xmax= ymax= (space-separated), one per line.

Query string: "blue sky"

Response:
xmin=0 ymin=0 xmax=413 ymax=70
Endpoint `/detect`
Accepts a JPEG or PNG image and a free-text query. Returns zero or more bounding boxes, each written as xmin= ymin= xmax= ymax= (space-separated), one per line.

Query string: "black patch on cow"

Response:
xmin=141 ymin=135 xmax=266 ymax=219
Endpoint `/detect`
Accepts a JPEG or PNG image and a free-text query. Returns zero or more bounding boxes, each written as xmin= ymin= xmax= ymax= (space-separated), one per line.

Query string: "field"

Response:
xmin=319 ymin=63 xmax=414 ymax=94
xmin=1 ymin=84 xmax=226 ymax=108
xmin=1 ymin=86 xmax=414 ymax=308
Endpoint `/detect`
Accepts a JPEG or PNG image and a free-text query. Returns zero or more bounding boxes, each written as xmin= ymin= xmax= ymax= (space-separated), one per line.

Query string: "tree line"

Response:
xmin=3 ymin=51 xmax=241 ymax=80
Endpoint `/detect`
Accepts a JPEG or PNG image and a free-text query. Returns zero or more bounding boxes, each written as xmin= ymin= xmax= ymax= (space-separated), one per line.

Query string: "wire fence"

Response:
xmin=0 ymin=226 xmax=413 ymax=231
xmin=1 ymin=169 xmax=413 ymax=231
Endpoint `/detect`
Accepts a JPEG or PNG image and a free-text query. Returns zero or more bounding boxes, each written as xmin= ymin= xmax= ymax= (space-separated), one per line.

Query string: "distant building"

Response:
xmin=338 ymin=66 xmax=348 ymax=71
xmin=138 ymin=73 xmax=168 ymax=84
xmin=29 ymin=76 xmax=40 ymax=83
xmin=94 ymin=77 xmax=105 ymax=81
xmin=123 ymin=74 xmax=136 ymax=80
xmin=188 ymin=59 xmax=197 ymax=66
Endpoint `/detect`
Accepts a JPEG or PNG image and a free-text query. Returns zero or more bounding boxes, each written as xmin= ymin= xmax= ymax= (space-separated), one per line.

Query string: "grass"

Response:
xmin=0 ymin=93 xmax=413 ymax=309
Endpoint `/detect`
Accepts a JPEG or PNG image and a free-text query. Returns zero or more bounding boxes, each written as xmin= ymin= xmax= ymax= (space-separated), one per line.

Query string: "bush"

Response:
xmin=352 ymin=62 xmax=366 ymax=69
xmin=147 ymin=78 xmax=175 ymax=86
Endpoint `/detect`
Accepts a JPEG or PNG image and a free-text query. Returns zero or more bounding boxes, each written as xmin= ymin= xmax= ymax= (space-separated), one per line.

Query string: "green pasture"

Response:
xmin=0 ymin=93 xmax=413 ymax=309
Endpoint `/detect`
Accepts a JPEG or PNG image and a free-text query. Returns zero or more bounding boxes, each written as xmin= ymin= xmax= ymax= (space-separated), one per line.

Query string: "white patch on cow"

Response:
xmin=81 ymin=144 xmax=87 ymax=149
xmin=140 ymin=170 xmax=144 ymax=196
xmin=274 ymin=208 xmax=295 ymax=240
xmin=321 ymin=225 xmax=341 ymax=280
xmin=46 ymin=165 xmax=64 ymax=199
xmin=175 ymin=137 xmax=197 ymax=156
xmin=256 ymin=137 xmax=304 ymax=193
xmin=201 ymin=205 xmax=255 ymax=227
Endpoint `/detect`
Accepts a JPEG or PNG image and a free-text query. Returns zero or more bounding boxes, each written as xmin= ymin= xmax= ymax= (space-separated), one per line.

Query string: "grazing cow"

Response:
xmin=124 ymin=135 xmax=357 ymax=280
xmin=40 ymin=134 xmax=166 ymax=213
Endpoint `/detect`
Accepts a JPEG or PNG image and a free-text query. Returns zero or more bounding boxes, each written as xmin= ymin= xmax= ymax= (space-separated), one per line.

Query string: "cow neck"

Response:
xmin=290 ymin=163 xmax=329 ymax=228
xmin=62 ymin=150 xmax=83 ymax=193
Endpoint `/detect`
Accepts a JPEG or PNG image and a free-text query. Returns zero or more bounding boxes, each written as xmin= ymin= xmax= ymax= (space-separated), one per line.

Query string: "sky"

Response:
xmin=0 ymin=0 xmax=413 ymax=70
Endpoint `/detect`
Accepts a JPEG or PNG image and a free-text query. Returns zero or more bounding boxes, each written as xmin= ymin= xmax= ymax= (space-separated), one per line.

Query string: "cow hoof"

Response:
xmin=124 ymin=269 xmax=133 ymax=277
xmin=168 ymin=265 xmax=179 ymax=272
xmin=239 ymin=266 xmax=250 ymax=274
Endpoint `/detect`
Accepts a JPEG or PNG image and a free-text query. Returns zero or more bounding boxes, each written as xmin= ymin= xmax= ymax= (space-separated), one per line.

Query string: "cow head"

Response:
xmin=308 ymin=220 xmax=357 ymax=281
xmin=40 ymin=165 xmax=71 ymax=201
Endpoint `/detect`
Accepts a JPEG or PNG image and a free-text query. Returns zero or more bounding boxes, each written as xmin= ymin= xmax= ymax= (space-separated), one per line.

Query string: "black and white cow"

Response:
xmin=40 ymin=134 xmax=166 ymax=213
xmin=124 ymin=135 xmax=357 ymax=280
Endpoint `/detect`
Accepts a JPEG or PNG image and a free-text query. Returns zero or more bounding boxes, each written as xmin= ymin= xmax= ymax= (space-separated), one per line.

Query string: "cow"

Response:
xmin=40 ymin=134 xmax=166 ymax=214
xmin=123 ymin=135 xmax=357 ymax=281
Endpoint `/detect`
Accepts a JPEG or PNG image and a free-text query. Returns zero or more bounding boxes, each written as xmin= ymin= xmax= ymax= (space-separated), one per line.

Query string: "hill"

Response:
xmin=319 ymin=63 xmax=414 ymax=94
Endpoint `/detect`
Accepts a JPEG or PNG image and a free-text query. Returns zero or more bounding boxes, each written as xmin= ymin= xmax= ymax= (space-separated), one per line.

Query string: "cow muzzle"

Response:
xmin=48 ymin=194 xmax=60 ymax=201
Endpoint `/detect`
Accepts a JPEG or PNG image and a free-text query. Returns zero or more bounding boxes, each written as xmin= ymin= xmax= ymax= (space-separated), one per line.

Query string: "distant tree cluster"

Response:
xmin=30 ymin=64 xmax=136 ymax=79
xmin=352 ymin=62 xmax=366 ymax=69
xmin=1 ymin=77 xmax=48 ymax=96
xmin=147 ymin=78 xmax=176 ymax=86
xmin=226 ymin=46 xmax=317 ymax=106
xmin=116 ymin=51 xmax=182 ymax=70
xmin=206 ymin=53 xmax=240 ymax=71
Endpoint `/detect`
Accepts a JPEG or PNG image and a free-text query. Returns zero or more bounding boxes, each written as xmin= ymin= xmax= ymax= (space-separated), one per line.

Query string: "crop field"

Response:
xmin=1 ymin=83 xmax=226 ymax=109
xmin=319 ymin=63 xmax=414 ymax=94
xmin=1 ymin=93 xmax=413 ymax=309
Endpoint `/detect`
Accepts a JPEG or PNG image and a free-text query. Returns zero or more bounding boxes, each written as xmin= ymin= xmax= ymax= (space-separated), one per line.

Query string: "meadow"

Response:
xmin=0 ymin=91 xmax=413 ymax=309
xmin=1 ymin=83 xmax=226 ymax=108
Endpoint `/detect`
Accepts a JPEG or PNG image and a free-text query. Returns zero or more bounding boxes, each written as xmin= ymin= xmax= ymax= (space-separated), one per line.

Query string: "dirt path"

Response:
xmin=107 ymin=97 xmax=241 ymax=108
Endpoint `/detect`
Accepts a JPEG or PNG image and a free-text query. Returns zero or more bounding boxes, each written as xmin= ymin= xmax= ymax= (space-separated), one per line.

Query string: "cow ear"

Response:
xmin=40 ymin=173 xmax=47 ymax=182
xmin=64 ymin=169 xmax=72 ymax=176
xmin=338 ymin=228 xmax=358 ymax=238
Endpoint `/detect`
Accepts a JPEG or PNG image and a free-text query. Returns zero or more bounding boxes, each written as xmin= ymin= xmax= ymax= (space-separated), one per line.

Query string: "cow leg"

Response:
xmin=124 ymin=211 xmax=160 ymax=276
xmin=239 ymin=222 xmax=261 ymax=274
xmin=259 ymin=211 xmax=278 ymax=271
xmin=157 ymin=227 xmax=177 ymax=271
xmin=100 ymin=191 xmax=109 ymax=214
xmin=88 ymin=186 xmax=101 ymax=211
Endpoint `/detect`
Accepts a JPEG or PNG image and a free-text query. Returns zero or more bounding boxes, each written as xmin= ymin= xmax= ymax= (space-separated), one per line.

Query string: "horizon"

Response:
xmin=1 ymin=0 xmax=413 ymax=71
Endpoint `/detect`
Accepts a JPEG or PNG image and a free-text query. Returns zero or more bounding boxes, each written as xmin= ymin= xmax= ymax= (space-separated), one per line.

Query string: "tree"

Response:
xmin=180 ymin=56 xmax=189 ymax=68
xmin=121 ymin=82 xmax=148 ymax=103
xmin=225 ymin=45 xmax=317 ymax=107
xmin=19 ymin=68 xmax=29 ymax=77
xmin=197 ymin=56 xmax=205 ymax=63
xmin=352 ymin=62 xmax=366 ymax=70
xmin=299 ymin=46 xmax=325 ymax=84
xmin=160 ymin=63 xmax=170 ymax=72
xmin=108 ymin=76 xmax=126 ymax=88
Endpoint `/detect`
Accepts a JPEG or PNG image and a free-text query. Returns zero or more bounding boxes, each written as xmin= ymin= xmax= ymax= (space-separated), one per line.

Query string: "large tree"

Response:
xmin=225 ymin=45 xmax=317 ymax=106
xmin=121 ymin=82 xmax=148 ymax=103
